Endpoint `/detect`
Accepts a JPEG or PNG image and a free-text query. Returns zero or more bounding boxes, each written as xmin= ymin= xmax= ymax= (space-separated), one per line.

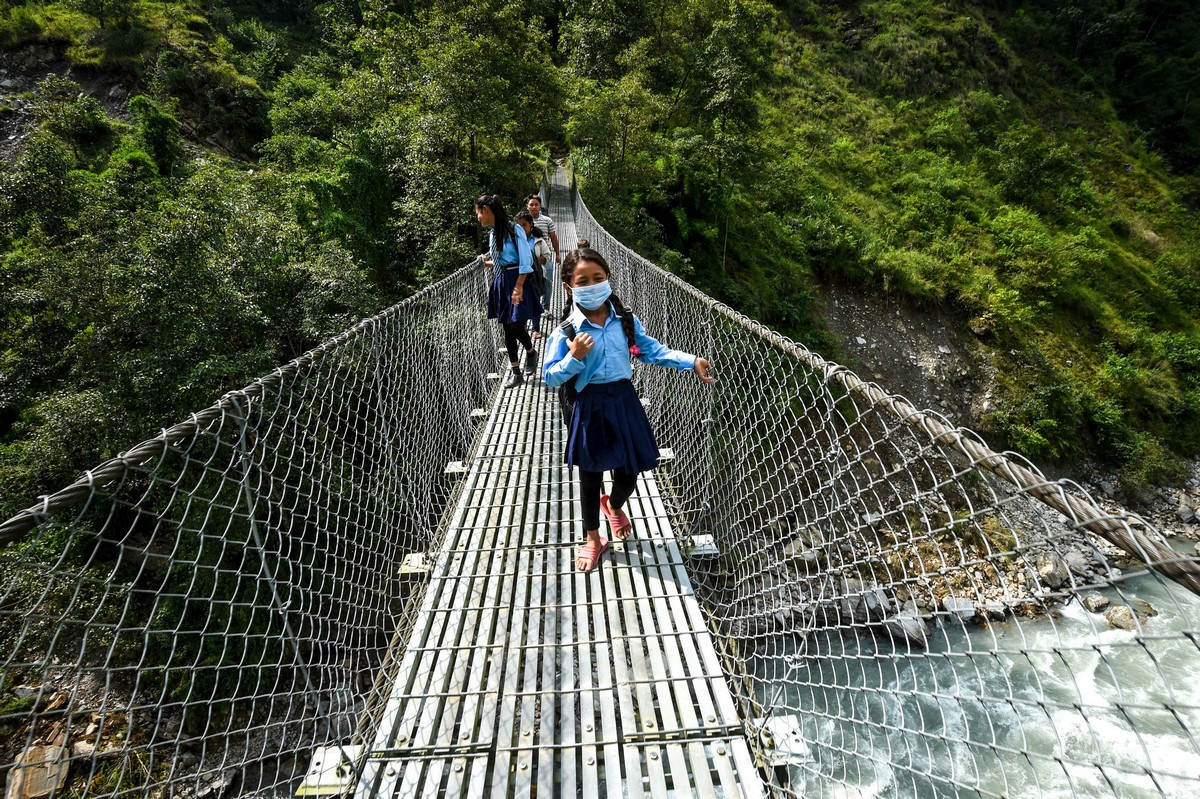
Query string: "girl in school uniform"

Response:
xmin=542 ymin=247 xmax=716 ymax=572
xmin=515 ymin=210 xmax=555 ymax=340
xmin=474 ymin=194 xmax=543 ymax=388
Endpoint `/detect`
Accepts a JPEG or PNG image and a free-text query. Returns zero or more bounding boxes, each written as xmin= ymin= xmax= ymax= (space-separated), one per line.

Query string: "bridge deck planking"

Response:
xmin=356 ymin=176 xmax=766 ymax=798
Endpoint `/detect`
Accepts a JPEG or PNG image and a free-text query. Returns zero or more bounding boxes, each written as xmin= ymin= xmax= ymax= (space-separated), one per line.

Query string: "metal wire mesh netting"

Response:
xmin=571 ymin=177 xmax=1200 ymax=798
xmin=3 ymin=159 xmax=1199 ymax=799
xmin=0 ymin=265 xmax=498 ymax=797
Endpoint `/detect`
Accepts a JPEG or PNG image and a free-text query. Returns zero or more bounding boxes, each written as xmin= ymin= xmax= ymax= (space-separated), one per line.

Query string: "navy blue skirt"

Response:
xmin=566 ymin=380 xmax=660 ymax=474
xmin=488 ymin=268 xmax=543 ymax=324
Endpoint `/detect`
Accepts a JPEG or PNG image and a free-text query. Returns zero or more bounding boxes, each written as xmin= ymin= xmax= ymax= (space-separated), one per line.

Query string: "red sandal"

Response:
xmin=600 ymin=495 xmax=633 ymax=541
xmin=576 ymin=537 xmax=609 ymax=572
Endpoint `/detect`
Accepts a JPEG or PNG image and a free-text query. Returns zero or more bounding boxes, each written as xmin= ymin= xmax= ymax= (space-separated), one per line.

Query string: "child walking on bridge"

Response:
xmin=542 ymin=247 xmax=716 ymax=572
xmin=474 ymin=194 xmax=543 ymax=388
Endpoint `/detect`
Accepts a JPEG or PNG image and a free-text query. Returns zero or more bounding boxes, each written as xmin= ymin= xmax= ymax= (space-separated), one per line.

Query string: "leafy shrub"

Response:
xmin=982 ymin=123 xmax=1082 ymax=215
xmin=128 ymin=95 xmax=181 ymax=176
xmin=29 ymin=74 xmax=112 ymax=156
xmin=0 ymin=4 xmax=41 ymax=46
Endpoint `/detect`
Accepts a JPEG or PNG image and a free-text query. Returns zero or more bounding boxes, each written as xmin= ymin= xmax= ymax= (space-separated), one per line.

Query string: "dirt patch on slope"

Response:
xmin=812 ymin=281 xmax=998 ymax=428
xmin=0 ymin=43 xmax=141 ymax=163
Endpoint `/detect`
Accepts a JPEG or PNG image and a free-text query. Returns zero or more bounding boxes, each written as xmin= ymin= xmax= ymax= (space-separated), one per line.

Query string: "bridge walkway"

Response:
xmin=351 ymin=175 xmax=767 ymax=798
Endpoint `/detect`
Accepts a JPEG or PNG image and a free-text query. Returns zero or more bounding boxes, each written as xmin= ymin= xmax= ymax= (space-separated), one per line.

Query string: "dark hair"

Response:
xmin=576 ymin=238 xmax=589 ymax=249
xmin=561 ymin=247 xmax=636 ymax=352
xmin=524 ymin=193 xmax=543 ymax=206
xmin=474 ymin=193 xmax=515 ymax=250
xmin=514 ymin=210 xmax=544 ymax=238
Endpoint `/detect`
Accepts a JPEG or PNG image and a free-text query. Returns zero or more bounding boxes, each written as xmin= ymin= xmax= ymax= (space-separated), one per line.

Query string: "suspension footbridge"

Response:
xmin=1 ymin=167 xmax=1198 ymax=798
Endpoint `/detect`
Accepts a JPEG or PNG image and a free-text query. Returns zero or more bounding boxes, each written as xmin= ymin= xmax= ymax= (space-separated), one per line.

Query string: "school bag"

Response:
xmin=556 ymin=316 xmax=635 ymax=426
xmin=557 ymin=321 xmax=579 ymax=427
xmin=527 ymin=236 xmax=550 ymax=296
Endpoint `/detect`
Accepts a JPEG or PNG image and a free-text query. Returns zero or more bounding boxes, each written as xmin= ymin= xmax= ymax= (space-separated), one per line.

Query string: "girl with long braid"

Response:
xmin=542 ymin=247 xmax=716 ymax=572
xmin=475 ymin=194 xmax=542 ymax=388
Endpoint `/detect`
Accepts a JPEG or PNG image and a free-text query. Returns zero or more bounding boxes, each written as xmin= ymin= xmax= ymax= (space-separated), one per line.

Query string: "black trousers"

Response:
xmin=578 ymin=468 xmax=637 ymax=532
xmin=502 ymin=322 xmax=533 ymax=363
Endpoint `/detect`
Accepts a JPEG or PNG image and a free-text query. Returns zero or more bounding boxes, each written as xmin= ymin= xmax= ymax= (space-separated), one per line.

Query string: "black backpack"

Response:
xmin=527 ymin=237 xmax=548 ymax=296
xmin=557 ymin=321 xmax=579 ymax=427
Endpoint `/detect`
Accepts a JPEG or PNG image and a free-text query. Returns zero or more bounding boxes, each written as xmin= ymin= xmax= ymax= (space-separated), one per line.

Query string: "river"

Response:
xmin=752 ymin=573 xmax=1200 ymax=798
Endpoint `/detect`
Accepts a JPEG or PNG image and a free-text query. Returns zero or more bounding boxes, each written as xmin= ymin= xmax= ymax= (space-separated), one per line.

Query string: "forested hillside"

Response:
xmin=1 ymin=0 xmax=1197 ymax=518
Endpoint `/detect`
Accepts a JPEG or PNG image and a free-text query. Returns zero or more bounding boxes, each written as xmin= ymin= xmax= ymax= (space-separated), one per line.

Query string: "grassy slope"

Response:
xmin=750 ymin=1 xmax=1199 ymax=494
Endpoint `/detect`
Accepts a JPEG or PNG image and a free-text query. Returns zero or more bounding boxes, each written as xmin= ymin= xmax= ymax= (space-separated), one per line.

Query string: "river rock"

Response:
xmin=1035 ymin=553 xmax=1070 ymax=589
xmin=861 ymin=583 xmax=891 ymax=620
xmin=1177 ymin=504 xmax=1196 ymax=523
xmin=983 ymin=602 xmax=1007 ymax=620
xmin=5 ymin=745 xmax=69 ymax=799
xmin=1104 ymin=606 xmax=1139 ymax=631
xmin=1131 ymin=598 xmax=1158 ymax=618
xmin=883 ymin=606 xmax=929 ymax=648
xmin=1064 ymin=550 xmax=1090 ymax=576
xmin=781 ymin=537 xmax=822 ymax=565
xmin=1082 ymin=593 xmax=1110 ymax=613
xmin=942 ymin=596 xmax=977 ymax=621
xmin=194 ymin=770 xmax=234 ymax=799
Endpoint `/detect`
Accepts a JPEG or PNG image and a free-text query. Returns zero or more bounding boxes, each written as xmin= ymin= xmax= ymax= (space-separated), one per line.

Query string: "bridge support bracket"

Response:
xmin=445 ymin=461 xmax=468 ymax=475
xmin=687 ymin=534 xmax=720 ymax=556
xmin=399 ymin=553 xmax=432 ymax=575
xmin=295 ymin=745 xmax=362 ymax=796
xmin=756 ymin=715 xmax=811 ymax=767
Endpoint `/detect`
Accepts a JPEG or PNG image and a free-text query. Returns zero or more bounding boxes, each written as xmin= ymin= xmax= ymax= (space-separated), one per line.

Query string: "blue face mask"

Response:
xmin=572 ymin=280 xmax=612 ymax=311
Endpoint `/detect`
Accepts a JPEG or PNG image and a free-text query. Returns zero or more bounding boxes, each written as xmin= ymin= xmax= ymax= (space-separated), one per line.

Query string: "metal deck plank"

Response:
xmin=610 ymin=550 xmax=670 ymax=799
xmin=686 ymin=741 xmax=721 ymax=798
xmin=638 ymin=472 xmax=743 ymax=728
xmin=600 ymin=532 xmax=642 ymax=797
xmin=514 ymin=553 xmax=544 ymax=798
xmin=479 ymin=404 xmax=535 ymax=798
xmin=711 ymin=737 xmax=748 ymax=798
xmin=508 ymin=365 xmax=546 ymax=798
xmin=417 ymin=758 xmax=448 ymax=799
xmin=370 ymin=451 xmax=490 ymax=752
xmin=730 ymin=738 xmax=767 ymax=799
xmin=410 ymin=517 xmax=491 ymax=753
xmin=590 ymin=562 xmax=623 ymax=799
xmin=489 ymin=549 xmax=535 ymax=798
xmin=394 ymin=451 xmax=520 ymax=754
xmin=442 ymin=513 xmax=509 ymax=760
xmin=623 ymin=531 xmax=696 ymax=795
xmin=393 ymin=463 xmax=520 ymax=794
xmin=626 ymin=490 xmax=724 ymax=734
xmin=623 ymin=530 xmax=686 ymax=738
xmin=570 ymin=474 xmax=604 ymax=799
xmin=628 ymin=484 xmax=720 ymax=734
xmin=533 ymin=402 xmax=562 ymax=797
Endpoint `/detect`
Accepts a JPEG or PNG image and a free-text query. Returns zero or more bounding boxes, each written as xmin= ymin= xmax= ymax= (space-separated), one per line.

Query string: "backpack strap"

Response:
xmin=560 ymin=321 xmax=576 ymax=340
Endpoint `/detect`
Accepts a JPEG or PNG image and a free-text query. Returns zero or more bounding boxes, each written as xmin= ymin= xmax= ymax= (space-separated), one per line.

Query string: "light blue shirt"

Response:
xmin=488 ymin=225 xmax=533 ymax=276
xmin=542 ymin=303 xmax=697 ymax=390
